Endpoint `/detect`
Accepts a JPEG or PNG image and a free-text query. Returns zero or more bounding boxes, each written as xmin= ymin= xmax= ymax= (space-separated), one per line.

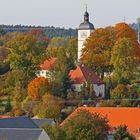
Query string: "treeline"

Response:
xmin=0 ymin=25 xmax=77 ymax=38
xmin=0 ymin=28 xmax=78 ymax=117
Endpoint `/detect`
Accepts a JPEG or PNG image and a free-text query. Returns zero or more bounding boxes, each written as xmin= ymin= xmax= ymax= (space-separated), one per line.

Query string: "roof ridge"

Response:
xmin=79 ymin=66 xmax=87 ymax=83
xmin=27 ymin=117 xmax=40 ymax=128
xmin=0 ymin=128 xmax=42 ymax=130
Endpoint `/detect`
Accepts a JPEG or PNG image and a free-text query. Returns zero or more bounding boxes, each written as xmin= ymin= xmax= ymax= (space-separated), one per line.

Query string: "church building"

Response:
xmin=69 ymin=10 xmax=105 ymax=97
xmin=78 ymin=9 xmax=95 ymax=61
xmin=37 ymin=9 xmax=105 ymax=98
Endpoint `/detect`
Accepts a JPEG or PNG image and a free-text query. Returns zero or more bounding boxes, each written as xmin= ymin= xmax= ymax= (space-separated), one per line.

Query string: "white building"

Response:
xmin=69 ymin=64 xmax=105 ymax=97
xmin=78 ymin=10 xmax=95 ymax=61
xmin=36 ymin=10 xmax=105 ymax=97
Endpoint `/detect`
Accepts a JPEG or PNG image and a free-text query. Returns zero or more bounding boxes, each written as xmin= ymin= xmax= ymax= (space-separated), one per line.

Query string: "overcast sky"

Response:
xmin=0 ymin=0 xmax=140 ymax=28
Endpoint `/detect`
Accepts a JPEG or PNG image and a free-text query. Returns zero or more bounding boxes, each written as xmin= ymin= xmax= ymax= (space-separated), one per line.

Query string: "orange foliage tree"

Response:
xmin=28 ymin=29 xmax=49 ymax=47
xmin=115 ymin=22 xmax=137 ymax=42
xmin=27 ymin=77 xmax=49 ymax=101
xmin=115 ymin=22 xmax=140 ymax=61
xmin=81 ymin=27 xmax=115 ymax=79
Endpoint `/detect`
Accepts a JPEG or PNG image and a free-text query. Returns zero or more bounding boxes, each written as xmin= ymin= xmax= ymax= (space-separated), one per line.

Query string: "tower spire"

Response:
xmin=84 ymin=4 xmax=89 ymax=22
xmin=85 ymin=4 xmax=87 ymax=12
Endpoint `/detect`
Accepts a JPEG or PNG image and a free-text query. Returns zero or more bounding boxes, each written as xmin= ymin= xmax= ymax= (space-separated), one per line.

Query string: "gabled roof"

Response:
xmin=0 ymin=128 xmax=51 ymax=140
xmin=0 ymin=116 xmax=38 ymax=128
xmin=69 ymin=65 xmax=104 ymax=85
xmin=40 ymin=57 xmax=57 ymax=70
xmin=61 ymin=107 xmax=140 ymax=138
xmin=32 ymin=118 xmax=55 ymax=127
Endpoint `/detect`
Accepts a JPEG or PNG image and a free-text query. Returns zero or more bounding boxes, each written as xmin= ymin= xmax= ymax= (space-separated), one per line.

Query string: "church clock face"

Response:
xmin=81 ymin=31 xmax=87 ymax=38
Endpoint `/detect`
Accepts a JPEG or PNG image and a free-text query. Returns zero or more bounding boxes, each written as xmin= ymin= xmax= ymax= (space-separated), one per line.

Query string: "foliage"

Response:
xmin=81 ymin=27 xmax=115 ymax=79
xmin=115 ymin=23 xmax=138 ymax=42
xmin=120 ymin=100 xmax=132 ymax=107
xmin=5 ymin=97 xmax=12 ymax=112
xmin=0 ymin=70 xmax=27 ymax=109
xmin=66 ymin=37 xmax=78 ymax=64
xmin=51 ymin=47 xmax=73 ymax=98
xmin=48 ymin=37 xmax=67 ymax=48
xmin=0 ymin=46 xmax=9 ymax=62
xmin=111 ymin=84 xmax=128 ymax=99
xmin=27 ymin=77 xmax=48 ymax=101
xmin=113 ymin=125 xmax=135 ymax=140
xmin=110 ymin=38 xmax=138 ymax=83
xmin=99 ymin=100 xmax=116 ymax=107
xmin=10 ymin=107 xmax=25 ymax=117
xmin=5 ymin=33 xmax=46 ymax=78
xmin=0 ymin=28 xmax=6 ymax=36
xmin=33 ymin=93 xmax=63 ymax=120
xmin=63 ymin=109 xmax=109 ymax=140
xmin=28 ymin=29 xmax=49 ymax=47
xmin=42 ymin=123 xmax=66 ymax=140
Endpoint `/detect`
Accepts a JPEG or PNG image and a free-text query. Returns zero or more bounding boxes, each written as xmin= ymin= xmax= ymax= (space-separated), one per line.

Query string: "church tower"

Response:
xmin=78 ymin=9 xmax=95 ymax=61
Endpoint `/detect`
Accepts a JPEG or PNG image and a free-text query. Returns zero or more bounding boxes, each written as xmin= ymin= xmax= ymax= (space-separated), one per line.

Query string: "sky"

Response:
xmin=0 ymin=0 xmax=140 ymax=28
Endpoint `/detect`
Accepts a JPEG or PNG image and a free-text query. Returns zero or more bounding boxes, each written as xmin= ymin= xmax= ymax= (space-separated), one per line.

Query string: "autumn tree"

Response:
xmin=111 ymin=84 xmax=128 ymax=99
xmin=2 ymin=70 xmax=27 ymax=108
xmin=81 ymin=27 xmax=115 ymax=79
xmin=27 ymin=77 xmax=49 ymax=101
xmin=5 ymin=33 xmax=47 ymax=79
xmin=33 ymin=93 xmax=63 ymax=121
xmin=110 ymin=38 xmax=138 ymax=83
xmin=115 ymin=22 xmax=138 ymax=43
xmin=63 ymin=109 xmax=109 ymax=140
xmin=115 ymin=22 xmax=140 ymax=61
xmin=28 ymin=29 xmax=49 ymax=47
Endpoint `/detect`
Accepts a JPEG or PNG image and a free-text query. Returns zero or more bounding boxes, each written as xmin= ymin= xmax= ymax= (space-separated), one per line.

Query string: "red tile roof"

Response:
xmin=0 ymin=116 xmax=10 ymax=118
xmin=40 ymin=57 xmax=57 ymax=70
xmin=69 ymin=65 xmax=104 ymax=85
xmin=61 ymin=107 xmax=140 ymax=139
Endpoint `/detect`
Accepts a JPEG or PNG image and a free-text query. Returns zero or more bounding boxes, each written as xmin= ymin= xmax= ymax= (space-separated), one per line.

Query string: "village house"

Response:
xmin=36 ymin=10 xmax=105 ymax=97
xmin=69 ymin=64 xmax=105 ymax=97
xmin=61 ymin=107 xmax=140 ymax=140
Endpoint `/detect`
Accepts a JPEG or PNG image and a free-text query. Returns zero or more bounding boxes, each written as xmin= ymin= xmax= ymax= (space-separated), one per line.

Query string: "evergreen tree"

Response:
xmin=5 ymin=97 xmax=12 ymax=112
xmin=113 ymin=125 xmax=135 ymax=140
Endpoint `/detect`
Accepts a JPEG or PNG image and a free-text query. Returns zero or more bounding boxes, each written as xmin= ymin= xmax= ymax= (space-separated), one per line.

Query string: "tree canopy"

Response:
xmin=63 ymin=109 xmax=109 ymax=140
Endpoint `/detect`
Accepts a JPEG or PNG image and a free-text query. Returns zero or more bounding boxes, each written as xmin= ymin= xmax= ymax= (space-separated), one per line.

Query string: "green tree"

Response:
xmin=0 ymin=28 xmax=6 ymax=36
xmin=42 ymin=124 xmax=66 ymax=140
xmin=113 ymin=125 xmax=135 ymax=140
xmin=33 ymin=93 xmax=63 ymax=121
xmin=111 ymin=84 xmax=128 ymax=99
xmin=66 ymin=37 xmax=78 ymax=64
xmin=110 ymin=38 xmax=138 ymax=84
xmin=5 ymin=97 xmax=12 ymax=112
xmin=63 ymin=109 xmax=109 ymax=140
xmin=48 ymin=37 xmax=67 ymax=48
xmin=6 ymin=33 xmax=46 ymax=79
xmin=51 ymin=47 xmax=73 ymax=98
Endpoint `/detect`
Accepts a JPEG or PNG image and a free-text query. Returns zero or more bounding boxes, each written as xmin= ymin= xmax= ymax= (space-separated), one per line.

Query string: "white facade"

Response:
xmin=71 ymin=84 xmax=105 ymax=97
xmin=78 ymin=29 xmax=94 ymax=61
xmin=36 ymin=70 xmax=47 ymax=78
xmin=36 ymin=70 xmax=55 ymax=82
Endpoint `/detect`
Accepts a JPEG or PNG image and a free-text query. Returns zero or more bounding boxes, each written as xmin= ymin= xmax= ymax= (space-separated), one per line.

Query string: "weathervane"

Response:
xmin=85 ymin=4 xmax=88 ymax=12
